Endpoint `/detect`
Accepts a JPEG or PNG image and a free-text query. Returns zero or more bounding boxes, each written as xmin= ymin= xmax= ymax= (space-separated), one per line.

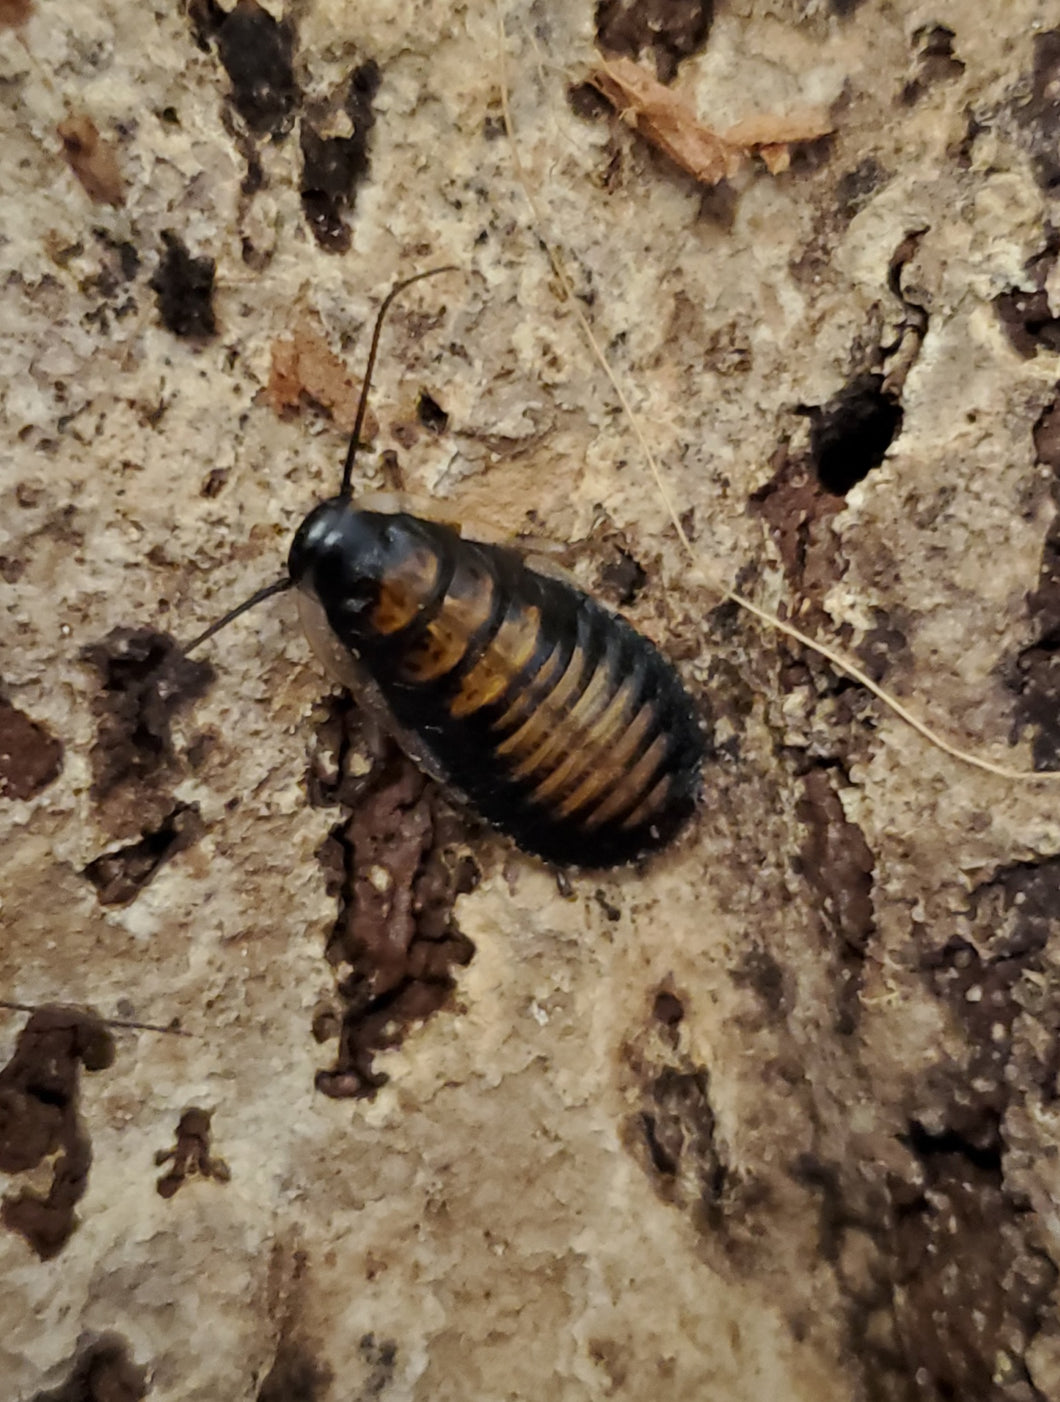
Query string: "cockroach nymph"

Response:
xmin=186 ymin=268 xmax=705 ymax=868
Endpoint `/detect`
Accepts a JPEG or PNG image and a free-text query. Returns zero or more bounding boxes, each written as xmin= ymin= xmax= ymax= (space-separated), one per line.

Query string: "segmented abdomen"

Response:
xmin=334 ymin=518 xmax=705 ymax=867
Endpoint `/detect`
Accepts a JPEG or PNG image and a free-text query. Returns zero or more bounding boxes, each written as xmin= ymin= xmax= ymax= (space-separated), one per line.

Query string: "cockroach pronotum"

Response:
xmin=186 ymin=268 xmax=705 ymax=867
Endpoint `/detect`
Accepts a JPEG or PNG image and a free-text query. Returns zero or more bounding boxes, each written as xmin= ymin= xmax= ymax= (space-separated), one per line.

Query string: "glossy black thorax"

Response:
xmin=289 ymin=498 xmax=420 ymax=634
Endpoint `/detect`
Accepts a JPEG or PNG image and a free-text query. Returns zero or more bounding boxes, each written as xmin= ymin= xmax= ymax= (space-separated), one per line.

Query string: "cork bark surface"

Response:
xmin=5 ymin=1 xmax=1060 ymax=1399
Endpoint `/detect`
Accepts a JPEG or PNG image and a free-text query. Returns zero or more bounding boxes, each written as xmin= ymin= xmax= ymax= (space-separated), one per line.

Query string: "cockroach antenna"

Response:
xmin=0 ymin=999 xmax=194 ymax=1038
xmin=182 ymin=264 xmax=459 ymax=657
xmin=183 ymin=576 xmax=292 ymax=655
xmin=339 ymin=264 xmax=459 ymax=498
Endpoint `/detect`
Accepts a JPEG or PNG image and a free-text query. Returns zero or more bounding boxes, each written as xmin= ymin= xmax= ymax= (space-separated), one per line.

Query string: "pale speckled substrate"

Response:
xmin=4 ymin=1 xmax=1060 ymax=1399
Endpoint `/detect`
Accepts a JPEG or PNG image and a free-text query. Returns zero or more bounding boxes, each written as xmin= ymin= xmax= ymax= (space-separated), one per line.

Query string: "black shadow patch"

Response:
xmin=149 ymin=231 xmax=217 ymax=341
xmin=595 ymin=0 xmax=714 ymax=83
xmin=190 ymin=0 xmax=299 ymax=139
xmin=300 ymin=61 xmax=381 ymax=253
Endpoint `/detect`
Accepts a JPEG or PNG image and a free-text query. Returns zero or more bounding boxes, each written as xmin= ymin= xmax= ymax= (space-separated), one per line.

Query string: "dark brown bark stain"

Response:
xmin=730 ymin=946 xmax=788 ymax=1017
xmin=308 ymin=702 xmax=477 ymax=1099
xmin=793 ymin=1118 xmax=1055 ymax=1402
xmin=750 ymin=445 xmax=847 ymax=599
xmin=992 ymin=227 xmax=1060 ymax=356
xmin=790 ymin=158 xmax=892 ymax=286
xmin=956 ymin=857 xmax=1060 ymax=1111
xmin=0 ymin=696 xmax=62 ymax=800
xmin=796 ymin=767 xmax=875 ymax=1035
xmin=622 ymin=846 xmax=1060 ymax=1401
xmin=855 ymin=608 xmax=913 ymax=686
xmin=1016 ymin=392 xmax=1060 ymax=768
xmin=0 ymin=1007 xmax=115 ymax=1261
xmin=79 ymin=229 xmax=141 ymax=336
xmin=184 ymin=0 xmax=380 ymax=254
xmin=80 ymin=628 xmax=212 ymax=901
xmin=889 ymin=1132 xmax=1054 ymax=1402
xmin=80 ymin=629 xmax=211 ymax=812
xmin=1016 ymin=30 xmax=1060 ymax=193
xmin=803 ymin=859 xmax=1060 ymax=1402
xmin=621 ymin=987 xmax=768 ymax=1259
xmin=256 ymin=1340 xmax=332 ymax=1401
xmin=835 ymin=158 xmax=890 ymax=220
xmin=357 ymin=1334 xmax=398 ymax=1399
xmin=994 ymin=233 xmax=1060 ymax=358
xmin=899 ymin=24 xmax=965 ymax=107
xmin=996 ymin=285 xmax=1060 ymax=358
xmin=155 ymin=1107 xmax=230 ymax=1198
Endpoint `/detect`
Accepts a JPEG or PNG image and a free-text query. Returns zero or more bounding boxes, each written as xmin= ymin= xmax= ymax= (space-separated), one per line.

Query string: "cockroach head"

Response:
xmin=288 ymin=497 xmax=392 ymax=615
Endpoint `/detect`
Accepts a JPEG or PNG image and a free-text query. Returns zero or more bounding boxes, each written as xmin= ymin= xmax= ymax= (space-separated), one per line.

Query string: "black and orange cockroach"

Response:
xmin=185 ymin=268 xmax=705 ymax=868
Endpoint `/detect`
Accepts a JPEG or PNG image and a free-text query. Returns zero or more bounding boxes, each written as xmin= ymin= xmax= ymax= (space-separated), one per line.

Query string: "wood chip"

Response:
xmin=57 ymin=114 xmax=124 ymax=207
xmin=588 ymin=56 xmax=834 ymax=187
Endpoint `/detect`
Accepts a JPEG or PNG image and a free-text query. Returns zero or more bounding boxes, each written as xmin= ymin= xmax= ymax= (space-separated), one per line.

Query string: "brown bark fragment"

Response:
xmin=57 ymin=115 xmax=125 ymax=208
xmin=587 ymin=57 xmax=834 ymax=186
xmin=0 ymin=698 xmax=62 ymax=800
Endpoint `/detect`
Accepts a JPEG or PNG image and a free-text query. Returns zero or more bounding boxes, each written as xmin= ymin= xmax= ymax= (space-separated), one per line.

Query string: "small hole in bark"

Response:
xmin=416 ymin=390 xmax=448 ymax=434
xmin=804 ymin=373 xmax=903 ymax=495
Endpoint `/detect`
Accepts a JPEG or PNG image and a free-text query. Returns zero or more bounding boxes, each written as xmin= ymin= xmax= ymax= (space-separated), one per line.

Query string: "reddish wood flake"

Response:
xmin=0 ymin=0 xmax=33 ymax=28
xmin=266 ymin=315 xmax=379 ymax=436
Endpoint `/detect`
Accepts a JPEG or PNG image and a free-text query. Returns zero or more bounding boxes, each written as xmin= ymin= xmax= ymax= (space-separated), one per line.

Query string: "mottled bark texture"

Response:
xmin=5 ymin=2 xmax=1060 ymax=1399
